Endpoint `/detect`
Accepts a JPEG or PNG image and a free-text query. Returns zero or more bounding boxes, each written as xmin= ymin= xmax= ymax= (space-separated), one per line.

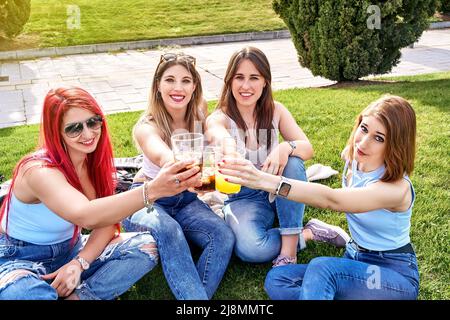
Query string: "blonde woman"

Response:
xmin=122 ymin=53 xmax=235 ymax=300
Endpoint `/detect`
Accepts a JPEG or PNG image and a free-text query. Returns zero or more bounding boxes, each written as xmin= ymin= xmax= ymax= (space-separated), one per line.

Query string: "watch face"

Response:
xmin=279 ymin=182 xmax=291 ymax=197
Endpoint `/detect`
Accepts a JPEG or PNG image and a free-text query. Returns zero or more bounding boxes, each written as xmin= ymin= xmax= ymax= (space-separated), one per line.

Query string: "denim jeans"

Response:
xmin=0 ymin=232 xmax=158 ymax=300
xmin=222 ymin=156 xmax=307 ymax=263
xmin=122 ymin=187 xmax=235 ymax=300
xmin=264 ymin=241 xmax=420 ymax=300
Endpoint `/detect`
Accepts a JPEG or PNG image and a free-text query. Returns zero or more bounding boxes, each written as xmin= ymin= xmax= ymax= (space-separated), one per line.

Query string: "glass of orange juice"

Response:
xmin=215 ymin=138 xmax=246 ymax=194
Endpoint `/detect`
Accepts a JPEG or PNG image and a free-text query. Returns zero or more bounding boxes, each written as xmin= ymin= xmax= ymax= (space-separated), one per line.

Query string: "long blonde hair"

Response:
xmin=134 ymin=54 xmax=204 ymax=149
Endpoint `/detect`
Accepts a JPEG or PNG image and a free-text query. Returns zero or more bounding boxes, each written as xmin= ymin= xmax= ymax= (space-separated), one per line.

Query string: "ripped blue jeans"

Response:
xmin=0 ymin=232 xmax=158 ymax=300
xmin=223 ymin=156 xmax=307 ymax=263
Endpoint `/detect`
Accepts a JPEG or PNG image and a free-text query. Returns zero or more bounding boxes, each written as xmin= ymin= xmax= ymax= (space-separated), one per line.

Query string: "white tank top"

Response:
xmin=142 ymin=155 xmax=161 ymax=179
xmin=212 ymin=110 xmax=279 ymax=168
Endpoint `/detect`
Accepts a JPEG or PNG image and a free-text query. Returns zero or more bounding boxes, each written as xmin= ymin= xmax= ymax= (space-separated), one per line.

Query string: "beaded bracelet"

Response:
xmin=143 ymin=181 xmax=154 ymax=214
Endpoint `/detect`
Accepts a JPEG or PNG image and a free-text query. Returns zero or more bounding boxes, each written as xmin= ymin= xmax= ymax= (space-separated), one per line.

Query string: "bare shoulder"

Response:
xmin=371 ymin=178 xmax=412 ymax=211
xmin=15 ymin=161 xmax=66 ymax=203
xmin=274 ymin=101 xmax=291 ymax=120
xmin=274 ymin=101 xmax=287 ymax=114
xmin=206 ymin=109 xmax=228 ymax=127
xmin=22 ymin=162 xmax=65 ymax=186
xmin=134 ymin=120 xmax=163 ymax=140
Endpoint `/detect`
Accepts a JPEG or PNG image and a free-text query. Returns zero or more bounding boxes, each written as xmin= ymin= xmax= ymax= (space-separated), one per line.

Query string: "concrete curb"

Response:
xmin=0 ymin=30 xmax=290 ymax=61
xmin=0 ymin=21 xmax=448 ymax=62
xmin=429 ymin=21 xmax=450 ymax=29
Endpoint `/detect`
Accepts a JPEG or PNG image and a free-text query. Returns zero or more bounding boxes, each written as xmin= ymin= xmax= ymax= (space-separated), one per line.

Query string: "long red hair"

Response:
xmin=0 ymin=87 xmax=119 ymax=242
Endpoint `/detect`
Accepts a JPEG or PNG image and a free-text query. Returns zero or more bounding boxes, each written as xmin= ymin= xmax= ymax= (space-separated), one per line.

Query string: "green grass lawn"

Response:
xmin=1 ymin=1 xmax=444 ymax=51
xmin=0 ymin=72 xmax=449 ymax=299
xmin=0 ymin=0 xmax=285 ymax=51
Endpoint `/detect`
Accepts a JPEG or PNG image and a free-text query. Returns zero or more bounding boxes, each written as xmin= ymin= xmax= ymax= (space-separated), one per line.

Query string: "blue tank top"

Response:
xmin=1 ymin=194 xmax=75 ymax=245
xmin=342 ymin=160 xmax=415 ymax=251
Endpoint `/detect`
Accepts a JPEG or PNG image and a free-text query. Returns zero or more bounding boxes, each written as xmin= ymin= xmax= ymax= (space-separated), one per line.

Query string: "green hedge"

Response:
xmin=0 ymin=0 xmax=31 ymax=39
xmin=438 ymin=0 xmax=450 ymax=13
xmin=273 ymin=0 xmax=438 ymax=81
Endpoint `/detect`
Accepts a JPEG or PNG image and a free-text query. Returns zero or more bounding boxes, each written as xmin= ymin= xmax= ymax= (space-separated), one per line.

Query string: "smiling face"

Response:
xmin=353 ymin=115 xmax=387 ymax=170
xmin=158 ymin=64 xmax=196 ymax=112
xmin=61 ymin=107 xmax=102 ymax=156
xmin=231 ymin=59 xmax=266 ymax=109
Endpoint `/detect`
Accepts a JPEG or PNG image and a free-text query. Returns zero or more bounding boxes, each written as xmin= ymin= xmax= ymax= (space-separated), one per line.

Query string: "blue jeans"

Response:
xmin=223 ymin=156 xmax=307 ymax=263
xmin=0 ymin=232 xmax=158 ymax=300
xmin=264 ymin=242 xmax=420 ymax=300
xmin=122 ymin=187 xmax=235 ymax=300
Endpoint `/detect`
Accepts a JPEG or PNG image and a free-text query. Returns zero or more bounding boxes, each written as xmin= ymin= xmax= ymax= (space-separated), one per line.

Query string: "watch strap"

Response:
xmin=75 ymin=255 xmax=90 ymax=270
xmin=287 ymin=141 xmax=296 ymax=155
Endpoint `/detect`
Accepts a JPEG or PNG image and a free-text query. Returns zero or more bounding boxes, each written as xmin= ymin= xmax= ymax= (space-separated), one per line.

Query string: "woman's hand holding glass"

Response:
xmin=217 ymin=157 xmax=270 ymax=192
xmin=150 ymin=160 xmax=201 ymax=200
xmin=215 ymin=139 xmax=246 ymax=194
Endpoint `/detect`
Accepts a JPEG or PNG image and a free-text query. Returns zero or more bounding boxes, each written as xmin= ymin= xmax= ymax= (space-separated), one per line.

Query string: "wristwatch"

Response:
xmin=286 ymin=141 xmax=296 ymax=155
xmin=275 ymin=176 xmax=292 ymax=198
xmin=74 ymin=255 xmax=90 ymax=271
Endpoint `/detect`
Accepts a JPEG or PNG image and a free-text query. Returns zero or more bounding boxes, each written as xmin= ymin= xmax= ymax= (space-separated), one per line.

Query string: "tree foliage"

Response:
xmin=273 ymin=0 xmax=439 ymax=81
xmin=0 ymin=0 xmax=31 ymax=39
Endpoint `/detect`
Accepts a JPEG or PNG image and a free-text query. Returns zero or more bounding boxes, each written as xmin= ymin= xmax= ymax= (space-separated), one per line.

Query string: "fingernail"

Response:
xmin=223 ymin=159 xmax=226 ymax=163
xmin=225 ymin=178 xmax=229 ymax=182
xmin=219 ymin=170 xmax=222 ymax=174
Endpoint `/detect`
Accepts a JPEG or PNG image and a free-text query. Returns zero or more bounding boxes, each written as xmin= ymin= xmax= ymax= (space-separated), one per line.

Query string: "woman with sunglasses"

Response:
xmin=0 ymin=87 xmax=201 ymax=300
xmin=121 ymin=53 xmax=235 ymax=300
xmin=205 ymin=47 xmax=341 ymax=268
xmin=218 ymin=96 xmax=420 ymax=300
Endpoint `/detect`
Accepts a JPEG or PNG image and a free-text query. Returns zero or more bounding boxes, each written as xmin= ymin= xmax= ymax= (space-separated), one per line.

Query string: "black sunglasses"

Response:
xmin=159 ymin=53 xmax=196 ymax=66
xmin=63 ymin=115 xmax=103 ymax=138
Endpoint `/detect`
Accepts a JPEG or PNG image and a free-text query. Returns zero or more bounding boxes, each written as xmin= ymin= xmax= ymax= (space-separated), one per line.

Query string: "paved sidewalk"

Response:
xmin=0 ymin=29 xmax=449 ymax=128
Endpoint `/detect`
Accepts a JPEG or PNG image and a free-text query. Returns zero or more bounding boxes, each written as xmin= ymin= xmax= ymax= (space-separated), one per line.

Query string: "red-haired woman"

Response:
xmin=0 ymin=87 xmax=201 ymax=300
xmin=219 ymin=95 xmax=420 ymax=299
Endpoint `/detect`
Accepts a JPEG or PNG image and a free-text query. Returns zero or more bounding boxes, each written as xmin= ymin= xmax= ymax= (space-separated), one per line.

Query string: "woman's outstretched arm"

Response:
xmin=219 ymin=158 xmax=411 ymax=213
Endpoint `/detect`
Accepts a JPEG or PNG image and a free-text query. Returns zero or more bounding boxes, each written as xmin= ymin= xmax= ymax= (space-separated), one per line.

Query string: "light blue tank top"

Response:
xmin=342 ymin=160 xmax=415 ymax=251
xmin=1 ymin=194 xmax=75 ymax=245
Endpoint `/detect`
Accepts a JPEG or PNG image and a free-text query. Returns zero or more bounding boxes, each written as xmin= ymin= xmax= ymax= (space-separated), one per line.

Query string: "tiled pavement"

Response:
xmin=0 ymin=29 xmax=449 ymax=128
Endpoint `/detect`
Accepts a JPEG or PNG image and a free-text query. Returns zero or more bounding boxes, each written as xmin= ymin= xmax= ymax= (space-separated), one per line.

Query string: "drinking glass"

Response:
xmin=171 ymin=132 xmax=204 ymax=172
xmin=194 ymin=146 xmax=216 ymax=192
xmin=215 ymin=138 xmax=246 ymax=194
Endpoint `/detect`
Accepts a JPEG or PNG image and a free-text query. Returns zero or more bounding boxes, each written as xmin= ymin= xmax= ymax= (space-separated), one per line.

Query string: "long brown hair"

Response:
xmin=134 ymin=53 xmax=204 ymax=149
xmin=217 ymin=46 xmax=275 ymax=147
xmin=346 ymin=95 xmax=416 ymax=182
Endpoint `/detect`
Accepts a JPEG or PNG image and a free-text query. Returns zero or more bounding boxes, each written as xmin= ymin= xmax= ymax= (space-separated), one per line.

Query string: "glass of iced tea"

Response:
xmin=171 ymin=132 xmax=204 ymax=173
xmin=194 ymin=146 xmax=216 ymax=192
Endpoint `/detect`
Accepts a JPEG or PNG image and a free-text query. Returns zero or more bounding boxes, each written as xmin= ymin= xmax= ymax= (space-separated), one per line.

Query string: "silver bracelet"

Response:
xmin=143 ymin=181 xmax=154 ymax=214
